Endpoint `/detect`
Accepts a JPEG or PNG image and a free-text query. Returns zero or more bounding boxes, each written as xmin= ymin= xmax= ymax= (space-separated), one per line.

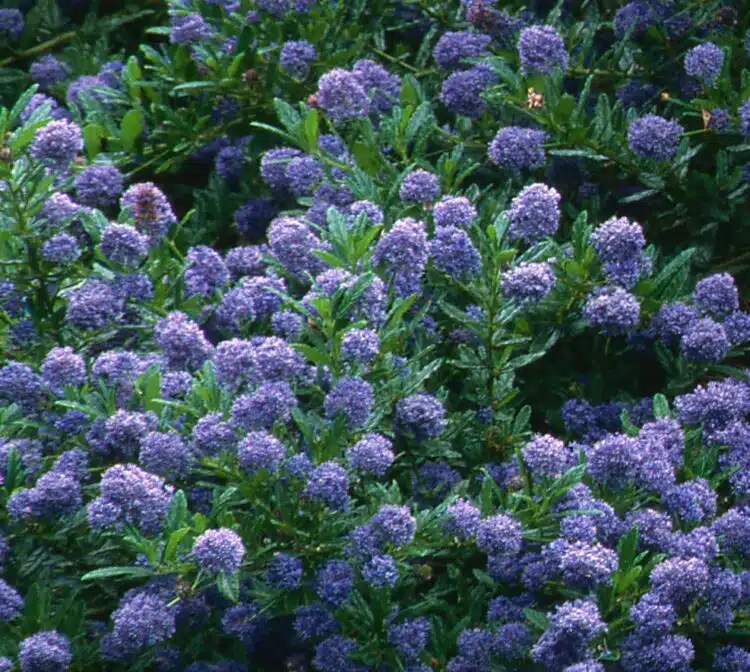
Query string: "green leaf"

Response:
xmin=304 ymin=108 xmax=319 ymax=153
xmin=273 ymin=98 xmax=302 ymax=136
xmin=617 ymin=526 xmax=639 ymax=573
xmin=8 ymin=86 xmax=39 ymax=126
xmin=293 ymin=343 xmax=330 ymax=366
xmin=523 ymin=608 xmax=550 ymax=632
xmin=472 ymin=569 xmax=495 ymax=588
xmin=405 ymin=101 xmax=434 ymax=144
xmin=652 ymin=393 xmax=670 ymax=418
xmin=83 ymin=123 xmax=106 ymax=160
xmin=167 ymin=490 xmax=189 ymax=532
xmin=120 ymin=109 xmax=144 ymax=153
xmin=216 ymin=572 xmax=240 ymax=603
xmin=4 ymin=447 xmax=24 ymax=492
xmin=163 ymin=527 xmax=191 ymax=563
xmin=555 ymin=94 xmax=576 ymax=122
xmin=81 ymin=566 xmax=154 ymax=581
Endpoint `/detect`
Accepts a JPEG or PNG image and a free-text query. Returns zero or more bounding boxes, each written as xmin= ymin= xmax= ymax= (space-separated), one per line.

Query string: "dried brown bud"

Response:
xmin=702 ymin=109 xmax=711 ymax=130
xmin=242 ymin=68 xmax=259 ymax=82
xmin=0 ymin=147 xmax=12 ymax=163
xmin=307 ymin=94 xmax=318 ymax=108
xmin=527 ymin=87 xmax=544 ymax=109
xmin=660 ymin=90 xmax=671 ymax=102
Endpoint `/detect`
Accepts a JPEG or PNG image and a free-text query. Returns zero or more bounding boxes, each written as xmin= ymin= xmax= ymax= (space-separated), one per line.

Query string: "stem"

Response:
xmin=0 ymin=10 xmax=155 ymax=68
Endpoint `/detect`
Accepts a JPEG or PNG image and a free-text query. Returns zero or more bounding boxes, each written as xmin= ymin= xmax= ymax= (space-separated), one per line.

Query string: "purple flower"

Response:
xmin=694 ymin=273 xmax=739 ymax=316
xmin=352 ymin=59 xmax=401 ymax=115
xmin=316 ymin=560 xmax=355 ymax=606
xmin=286 ymin=156 xmax=324 ymax=196
xmin=430 ymin=226 xmax=481 ymax=280
xmin=170 ymin=13 xmax=214 ymax=44
xmin=502 ymin=261 xmax=556 ymax=303
xmin=372 ymin=217 xmax=428 ymax=297
xmin=324 ymin=377 xmax=373 ymax=429
xmin=740 ymin=100 xmax=750 ymax=136
xmin=316 ymin=69 xmax=371 ymax=123
xmin=523 ymin=433 xmax=571 ymax=478
xmin=518 ymin=26 xmax=569 ymax=74
xmin=620 ymin=633 xmax=694 ymax=672
xmin=504 ymin=183 xmax=560 ymax=243
xmin=30 ymin=120 xmax=83 ymax=167
xmin=66 ymin=279 xmax=122 ymax=330
xmin=192 ymin=528 xmax=245 ymax=575
xmin=434 ymin=31 xmax=491 ymax=69
xmin=238 ymin=431 xmax=286 ymax=473
xmin=41 ymin=233 xmax=81 ymax=264
xmin=100 ymin=223 xmax=150 ymax=266
xmin=268 ymin=216 xmax=326 ymax=279
xmin=590 ymin=216 xmax=648 ymax=287
xmin=388 ymin=617 xmax=430 ymax=660
xmin=225 ymin=245 xmax=266 ymax=279
xmin=676 ymin=377 xmax=750 ymax=438
xmin=395 ymin=393 xmax=446 ymax=441
xmin=20 ymin=93 xmax=68 ymax=124
xmin=650 ymin=557 xmax=709 ymax=608
xmin=120 ymin=182 xmax=177 ymax=243
xmin=439 ymin=66 xmax=497 ymax=117
xmin=42 ymin=346 xmax=86 ymax=390
xmin=370 ymin=505 xmax=417 ymax=546
xmin=684 ymin=43 xmax=724 ymax=86
xmin=30 ymin=55 xmax=71 ymax=90
xmin=362 ymin=554 xmax=398 ymax=588
xmin=154 ymin=312 xmax=213 ymax=371
xmin=614 ymin=1 xmax=653 ymax=38
xmin=272 ymin=309 xmax=304 ymax=340
xmin=75 ymin=164 xmax=124 ymax=208
xmin=19 ymin=632 xmax=72 ymax=672
xmin=583 ymin=286 xmax=640 ymax=335
xmin=221 ymin=601 xmax=262 ymax=641
xmin=653 ymin=301 xmax=699 ymax=344
xmin=102 ymin=591 xmax=175 ymax=659
xmin=266 ymin=553 xmax=303 ymax=590
xmin=400 ymin=170 xmax=440 ymax=203
xmin=679 ymin=317 xmax=730 ymax=363
xmin=444 ymin=498 xmax=482 ymax=539
xmin=530 ymin=600 xmax=606 ymax=670
xmin=185 ymin=245 xmax=230 ymax=297
xmin=433 ymin=196 xmax=477 ymax=228
xmin=341 ymin=329 xmax=380 ymax=365
xmin=628 ymin=115 xmax=684 ymax=161
xmin=713 ymin=646 xmax=750 ymax=672
xmin=556 ymin=540 xmax=618 ymax=589
xmin=0 ymin=9 xmax=23 ymax=40
xmin=139 ymin=431 xmax=191 ymax=480
xmin=89 ymin=464 xmax=174 ymax=534
xmin=0 ymin=579 xmax=23 ymax=622
xmin=215 ymin=145 xmax=246 ymax=183
xmin=313 ymin=636 xmax=366 ymax=672
xmin=724 ymin=311 xmax=750 ymax=346
xmin=260 ymin=149 xmax=303 ymax=191
xmin=232 ymin=381 xmax=297 ymax=430
xmin=295 ymin=604 xmax=338 ymax=641
xmin=305 ymin=462 xmax=350 ymax=510
xmin=281 ymin=40 xmax=317 ymax=78
xmin=349 ymin=200 xmax=383 ymax=225
xmin=192 ymin=413 xmax=236 ymax=456
xmin=346 ymin=433 xmax=394 ymax=476
xmin=587 ymin=433 xmax=643 ymax=490
xmin=476 ymin=514 xmax=522 ymax=555
xmin=713 ymin=507 xmax=750 ymax=556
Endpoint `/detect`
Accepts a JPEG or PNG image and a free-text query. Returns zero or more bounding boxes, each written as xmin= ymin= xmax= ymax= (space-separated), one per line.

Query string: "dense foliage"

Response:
xmin=0 ymin=0 xmax=750 ymax=670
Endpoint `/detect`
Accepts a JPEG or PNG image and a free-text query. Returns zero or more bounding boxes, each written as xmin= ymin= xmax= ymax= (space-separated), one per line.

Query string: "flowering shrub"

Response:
xmin=0 ymin=0 xmax=750 ymax=671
